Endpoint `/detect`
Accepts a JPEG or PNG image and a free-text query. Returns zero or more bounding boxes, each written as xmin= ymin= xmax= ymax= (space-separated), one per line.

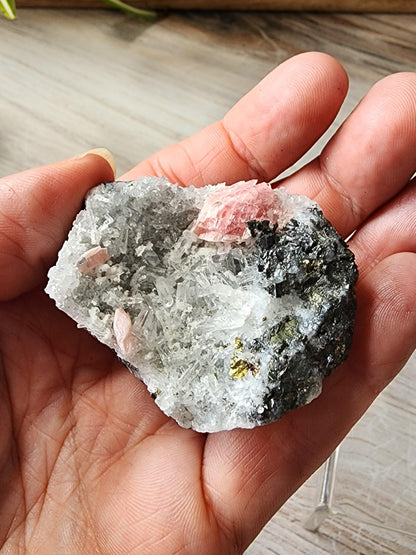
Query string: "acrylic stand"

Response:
xmin=303 ymin=447 xmax=339 ymax=532
xmin=302 ymin=357 xmax=416 ymax=551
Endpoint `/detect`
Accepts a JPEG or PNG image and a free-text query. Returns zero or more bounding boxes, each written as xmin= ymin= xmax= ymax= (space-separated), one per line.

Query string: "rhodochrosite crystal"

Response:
xmin=46 ymin=177 xmax=358 ymax=432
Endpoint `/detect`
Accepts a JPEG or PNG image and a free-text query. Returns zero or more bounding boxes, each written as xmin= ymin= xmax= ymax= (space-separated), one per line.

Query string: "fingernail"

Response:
xmin=78 ymin=148 xmax=116 ymax=178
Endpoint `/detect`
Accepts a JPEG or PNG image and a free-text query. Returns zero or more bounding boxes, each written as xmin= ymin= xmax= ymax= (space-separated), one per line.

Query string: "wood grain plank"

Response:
xmin=17 ymin=0 xmax=416 ymax=13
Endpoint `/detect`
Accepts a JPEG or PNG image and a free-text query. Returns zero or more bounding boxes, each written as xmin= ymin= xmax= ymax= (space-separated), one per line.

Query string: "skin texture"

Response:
xmin=0 ymin=52 xmax=415 ymax=554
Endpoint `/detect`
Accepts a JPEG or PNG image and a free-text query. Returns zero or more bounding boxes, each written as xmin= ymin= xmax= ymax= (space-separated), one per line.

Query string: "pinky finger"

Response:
xmin=349 ymin=251 xmax=416 ymax=397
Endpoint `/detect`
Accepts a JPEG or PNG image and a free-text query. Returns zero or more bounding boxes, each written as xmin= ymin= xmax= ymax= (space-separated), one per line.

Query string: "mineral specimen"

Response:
xmin=46 ymin=177 xmax=358 ymax=432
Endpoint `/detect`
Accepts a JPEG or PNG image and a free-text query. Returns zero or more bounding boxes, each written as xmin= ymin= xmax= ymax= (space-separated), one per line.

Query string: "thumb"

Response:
xmin=0 ymin=148 xmax=115 ymax=301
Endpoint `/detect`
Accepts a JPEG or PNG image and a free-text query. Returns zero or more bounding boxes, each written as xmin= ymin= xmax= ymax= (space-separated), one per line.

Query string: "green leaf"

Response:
xmin=100 ymin=0 xmax=158 ymax=20
xmin=0 ymin=0 xmax=16 ymax=20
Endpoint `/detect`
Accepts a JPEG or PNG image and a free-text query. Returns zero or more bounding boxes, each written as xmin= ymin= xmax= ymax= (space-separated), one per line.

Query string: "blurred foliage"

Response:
xmin=0 ymin=0 xmax=16 ymax=19
xmin=0 ymin=0 xmax=157 ymax=20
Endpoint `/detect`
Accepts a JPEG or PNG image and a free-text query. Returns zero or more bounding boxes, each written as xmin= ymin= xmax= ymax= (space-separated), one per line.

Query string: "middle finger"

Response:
xmin=282 ymin=72 xmax=416 ymax=237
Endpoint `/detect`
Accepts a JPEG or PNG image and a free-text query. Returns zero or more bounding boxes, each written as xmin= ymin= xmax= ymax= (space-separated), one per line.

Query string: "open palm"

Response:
xmin=1 ymin=53 xmax=415 ymax=554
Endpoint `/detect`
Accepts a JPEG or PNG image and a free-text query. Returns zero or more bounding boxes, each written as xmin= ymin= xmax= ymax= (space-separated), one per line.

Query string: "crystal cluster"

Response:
xmin=46 ymin=177 xmax=357 ymax=432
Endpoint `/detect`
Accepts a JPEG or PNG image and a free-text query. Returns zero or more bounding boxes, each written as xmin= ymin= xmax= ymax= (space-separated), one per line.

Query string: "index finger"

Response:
xmin=121 ymin=52 xmax=348 ymax=185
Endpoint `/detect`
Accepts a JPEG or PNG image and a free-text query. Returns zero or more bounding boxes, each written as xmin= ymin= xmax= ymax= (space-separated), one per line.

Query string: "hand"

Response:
xmin=1 ymin=52 xmax=415 ymax=554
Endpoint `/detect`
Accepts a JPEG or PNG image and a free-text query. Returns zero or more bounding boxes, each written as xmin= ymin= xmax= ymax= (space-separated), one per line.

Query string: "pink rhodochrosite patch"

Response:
xmin=192 ymin=180 xmax=281 ymax=242
xmin=113 ymin=307 xmax=136 ymax=357
xmin=77 ymin=246 xmax=109 ymax=274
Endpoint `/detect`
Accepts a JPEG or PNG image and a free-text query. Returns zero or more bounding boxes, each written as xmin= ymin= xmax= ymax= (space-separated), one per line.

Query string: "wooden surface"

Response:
xmin=17 ymin=0 xmax=416 ymax=12
xmin=1 ymin=8 xmax=416 ymax=554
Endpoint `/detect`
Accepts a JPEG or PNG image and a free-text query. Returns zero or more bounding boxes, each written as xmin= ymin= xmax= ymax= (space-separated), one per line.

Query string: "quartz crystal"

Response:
xmin=46 ymin=177 xmax=358 ymax=432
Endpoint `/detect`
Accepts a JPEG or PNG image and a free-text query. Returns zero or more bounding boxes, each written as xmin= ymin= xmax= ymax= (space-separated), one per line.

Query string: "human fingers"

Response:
xmin=121 ymin=52 xmax=348 ymax=184
xmin=350 ymin=178 xmax=416 ymax=279
xmin=282 ymin=72 xmax=416 ymax=238
xmin=0 ymin=149 xmax=115 ymax=301
xmin=204 ymin=251 xmax=416 ymax=551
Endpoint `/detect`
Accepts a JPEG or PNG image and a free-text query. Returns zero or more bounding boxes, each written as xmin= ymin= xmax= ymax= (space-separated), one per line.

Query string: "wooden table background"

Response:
xmin=15 ymin=0 xmax=416 ymax=12
xmin=1 ymin=8 xmax=415 ymax=554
